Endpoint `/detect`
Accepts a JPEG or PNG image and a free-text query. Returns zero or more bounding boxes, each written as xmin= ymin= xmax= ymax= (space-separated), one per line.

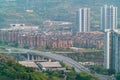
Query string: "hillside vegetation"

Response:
xmin=0 ymin=0 xmax=120 ymax=29
xmin=0 ymin=53 xmax=99 ymax=80
xmin=0 ymin=53 xmax=48 ymax=80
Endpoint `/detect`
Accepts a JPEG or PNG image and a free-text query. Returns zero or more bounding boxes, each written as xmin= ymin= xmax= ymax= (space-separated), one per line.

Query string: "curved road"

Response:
xmin=17 ymin=49 xmax=90 ymax=73
xmin=9 ymin=48 xmax=114 ymax=80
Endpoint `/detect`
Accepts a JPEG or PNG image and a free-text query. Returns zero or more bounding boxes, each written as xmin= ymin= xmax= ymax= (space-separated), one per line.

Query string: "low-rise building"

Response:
xmin=0 ymin=29 xmax=104 ymax=49
xmin=74 ymin=32 xmax=104 ymax=49
xmin=37 ymin=62 xmax=65 ymax=71
xmin=19 ymin=61 xmax=39 ymax=69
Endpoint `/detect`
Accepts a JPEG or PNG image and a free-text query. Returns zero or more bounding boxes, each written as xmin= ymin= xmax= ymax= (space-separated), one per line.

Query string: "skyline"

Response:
xmin=0 ymin=1 xmax=120 ymax=80
xmin=77 ymin=8 xmax=90 ymax=32
xmin=101 ymin=5 xmax=117 ymax=31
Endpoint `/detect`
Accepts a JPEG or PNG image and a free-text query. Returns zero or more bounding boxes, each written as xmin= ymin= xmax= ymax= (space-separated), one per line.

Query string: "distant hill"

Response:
xmin=0 ymin=0 xmax=120 ymax=29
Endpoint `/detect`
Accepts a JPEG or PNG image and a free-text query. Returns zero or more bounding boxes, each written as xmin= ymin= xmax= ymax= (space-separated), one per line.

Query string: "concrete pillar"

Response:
xmin=40 ymin=56 xmax=44 ymax=60
xmin=36 ymin=56 xmax=39 ymax=61
xmin=32 ymin=55 xmax=34 ymax=61
xmin=34 ymin=56 xmax=36 ymax=61
xmin=48 ymin=59 xmax=51 ymax=62
xmin=27 ymin=54 xmax=30 ymax=61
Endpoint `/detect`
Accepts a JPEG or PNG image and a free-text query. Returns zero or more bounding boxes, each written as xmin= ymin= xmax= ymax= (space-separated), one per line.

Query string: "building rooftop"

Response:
xmin=19 ymin=61 xmax=38 ymax=68
xmin=114 ymin=29 xmax=120 ymax=34
xmin=38 ymin=62 xmax=62 ymax=68
xmin=1 ymin=24 xmax=39 ymax=31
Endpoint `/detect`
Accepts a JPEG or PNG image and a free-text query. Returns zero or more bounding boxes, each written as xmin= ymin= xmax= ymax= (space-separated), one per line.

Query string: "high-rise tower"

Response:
xmin=110 ymin=30 xmax=120 ymax=73
xmin=101 ymin=5 xmax=117 ymax=31
xmin=104 ymin=29 xmax=111 ymax=69
xmin=104 ymin=29 xmax=120 ymax=73
xmin=77 ymin=8 xmax=90 ymax=32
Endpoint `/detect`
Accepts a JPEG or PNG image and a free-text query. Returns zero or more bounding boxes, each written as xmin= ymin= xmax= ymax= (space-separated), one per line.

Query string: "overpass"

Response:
xmin=9 ymin=48 xmax=114 ymax=80
xmin=9 ymin=48 xmax=90 ymax=73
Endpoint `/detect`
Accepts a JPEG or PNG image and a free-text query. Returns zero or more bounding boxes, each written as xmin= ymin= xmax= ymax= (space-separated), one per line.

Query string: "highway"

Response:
xmin=9 ymin=48 xmax=115 ymax=80
xmin=17 ymin=49 xmax=90 ymax=72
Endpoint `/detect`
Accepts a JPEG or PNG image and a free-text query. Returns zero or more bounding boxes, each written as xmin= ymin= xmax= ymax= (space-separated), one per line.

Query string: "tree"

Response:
xmin=75 ymin=72 xmax=99 ymax=80
xmin=115 ymin=74 xmax=120 ymax=80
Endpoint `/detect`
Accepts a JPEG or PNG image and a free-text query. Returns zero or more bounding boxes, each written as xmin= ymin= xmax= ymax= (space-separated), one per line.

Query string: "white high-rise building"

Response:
xmin=104 ymin=29 xmax=111 ymax=69
xmin=77 ymin=8 xmax=90 ymax=32
xmin=104 ymin=29 xmax=120 ymax=73
xmin=110 ymin=30 xmax=120 ymax=73
xmin=101 ymin=5 xmax=117 ymax=31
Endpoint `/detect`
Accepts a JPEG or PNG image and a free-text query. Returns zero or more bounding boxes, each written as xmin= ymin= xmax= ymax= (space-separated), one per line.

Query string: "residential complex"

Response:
xmin=0 ymin=29 xmax=104 ymax=49
xmin=74 ymin=32 xmax=104 ymax=49
xmin=101 ymin=5 xmax=117 ymax=31
xmin=0 ymin=30 xmax=73 ymax=48
xmin=77 ymin=8 xmax=90 ymax=32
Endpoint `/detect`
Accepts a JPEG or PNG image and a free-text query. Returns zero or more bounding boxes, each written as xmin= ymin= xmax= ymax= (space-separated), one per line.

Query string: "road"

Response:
xmin=16 ymin=49 xmax=90 ymax=73
xmin=9 ymin=48 xmax=115 ymax=80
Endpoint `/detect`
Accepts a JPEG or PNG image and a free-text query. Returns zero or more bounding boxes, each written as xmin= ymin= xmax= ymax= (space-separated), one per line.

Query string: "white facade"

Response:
xmin=101 ymin=5 xmax=117 ymax=31
xmin=77 ymin=8 xmax=90 ymax=32
xmin=104 ymin=29 xmax=120 ymax=73
xmin=104 ymin=29 xmax=111 ymax=69
xmin=111 ymin=30 xmax=120 ymax=73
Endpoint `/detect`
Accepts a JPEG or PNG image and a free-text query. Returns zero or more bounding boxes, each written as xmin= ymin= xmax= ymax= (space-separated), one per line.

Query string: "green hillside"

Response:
xmin=0 ymin=0 xmax=120 ymax=29
xmin=0 ymin=53 xmax=48 ymax=80
xmin=0 ymin=53 xmax=99 ymax=80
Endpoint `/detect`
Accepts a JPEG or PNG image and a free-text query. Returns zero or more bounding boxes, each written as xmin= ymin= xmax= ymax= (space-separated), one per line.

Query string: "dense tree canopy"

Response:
xmin=0 ymin=53 xmax=99 ymax=80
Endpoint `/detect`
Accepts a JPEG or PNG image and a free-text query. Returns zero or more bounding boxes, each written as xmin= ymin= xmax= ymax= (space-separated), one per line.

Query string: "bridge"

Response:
xmin=8 ymin=48 xmax=114 ymax=80
xmin=10 ymin=49 xmax=90 ymax=73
